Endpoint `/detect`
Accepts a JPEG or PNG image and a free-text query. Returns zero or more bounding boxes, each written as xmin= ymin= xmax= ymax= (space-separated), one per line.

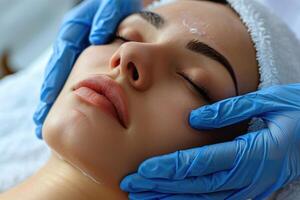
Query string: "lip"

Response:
xmin=73 ymin=75 xmax=129 ymax=128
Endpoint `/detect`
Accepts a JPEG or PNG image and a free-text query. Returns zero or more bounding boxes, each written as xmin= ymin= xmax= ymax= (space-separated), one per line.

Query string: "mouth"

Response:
xmin=73 ymin=75 xmax=129 ymax=128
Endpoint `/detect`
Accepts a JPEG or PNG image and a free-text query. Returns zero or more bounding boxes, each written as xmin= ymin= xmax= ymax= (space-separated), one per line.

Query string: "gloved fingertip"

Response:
xmin=189 ymin=108 xmax=217 ymax=129
xmin=191 ymin=107 xmax=216 ymax=119
xmin=128 ymin=193 xmax=142 ymax=200
xmin=138 ymin=161 xmax=160 ymax=178
xmin=41 ymin=88 xmax=56 ymax=104
xmin=120 ymin=176 xmax=135 ymax=192
xmin=89 ymin=32 xmax=112 ymax=45
xmin=120 ymin=174 xmax=155 ymax=192
xmin=89 ymin=28 xmax=115 ymax=45
xmin=33 ymin=102 xmax=52 ymax=123
xmin=189 ymin=111 xmax=202 ymax=128
xmin=33 ymin=105 xmax=45 ymax=124
xmin=35 ymin=125 xmax=43 ymax=140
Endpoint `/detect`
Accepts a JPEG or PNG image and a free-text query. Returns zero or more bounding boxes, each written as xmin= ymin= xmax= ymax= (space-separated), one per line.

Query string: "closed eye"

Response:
xmin=178 ymin=73 xmax=212 ymax=103
xmin=115 ymin=34 xmax=131 ymax=42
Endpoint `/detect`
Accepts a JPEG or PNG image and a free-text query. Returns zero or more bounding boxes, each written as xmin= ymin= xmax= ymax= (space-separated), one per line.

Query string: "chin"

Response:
xmin=43 ymin=107 xmax=86 ymax=153
xmin=42 ymin=99 xmax=132 ymax=184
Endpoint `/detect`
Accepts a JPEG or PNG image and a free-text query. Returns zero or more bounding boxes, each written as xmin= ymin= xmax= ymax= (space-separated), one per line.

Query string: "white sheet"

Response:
xmin=0 ymin=1 xmax=299 ymax=197
xmin=0 ymin=49 xmax=51 ymax=192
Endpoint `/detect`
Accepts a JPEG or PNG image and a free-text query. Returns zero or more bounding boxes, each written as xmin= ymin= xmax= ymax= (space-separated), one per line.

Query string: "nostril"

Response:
xmin=115 ymin=58 xmax=120 ymax=67
xmin=128 ymin=62 xmax=139 ymax=81
xmin=132 ymin=67 xmax=139 ymax=81
xmin=111 ymin=58 xmax=120 ymax=68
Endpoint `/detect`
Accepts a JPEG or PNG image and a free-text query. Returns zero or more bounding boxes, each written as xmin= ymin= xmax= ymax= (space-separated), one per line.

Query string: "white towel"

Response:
xmin=226 ymin=0 xmax=300 ymax=89
xmin=0 ymin=50 xmax=51 ymax=192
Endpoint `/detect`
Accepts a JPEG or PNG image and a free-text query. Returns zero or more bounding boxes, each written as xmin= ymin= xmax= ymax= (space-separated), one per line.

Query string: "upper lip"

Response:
xmin=73 ymin=75 xmax=129 ymax=128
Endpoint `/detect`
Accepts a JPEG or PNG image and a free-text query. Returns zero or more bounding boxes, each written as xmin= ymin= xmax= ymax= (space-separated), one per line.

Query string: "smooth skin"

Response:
xmin=16 ymin=1 xmax=259 ymax=200
xmin=42 ymin=0 xmax=258 ymax=192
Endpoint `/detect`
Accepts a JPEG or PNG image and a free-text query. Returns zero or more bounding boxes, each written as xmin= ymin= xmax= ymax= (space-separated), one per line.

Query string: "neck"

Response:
xmin=0 ymin=153 xmax=127 ymax=200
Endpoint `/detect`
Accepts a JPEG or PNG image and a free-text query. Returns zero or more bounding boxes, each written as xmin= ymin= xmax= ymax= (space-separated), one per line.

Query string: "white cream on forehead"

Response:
xmin=180 ymin=11 xmax=219 ymax=48
xmin=181 ymin=12 xmax=209 ymax=37
xmin=182 ymin=19 xmax=208 ymax=36
xmin=149 ymin=1 xmax=211 ymax=37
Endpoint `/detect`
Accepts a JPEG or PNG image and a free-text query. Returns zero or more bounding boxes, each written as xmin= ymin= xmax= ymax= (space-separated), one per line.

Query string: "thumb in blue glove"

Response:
xmin=120 ymin=83 xmax=300 ymax=200
xmin=33 ymin=0 xmax=141 ymax=139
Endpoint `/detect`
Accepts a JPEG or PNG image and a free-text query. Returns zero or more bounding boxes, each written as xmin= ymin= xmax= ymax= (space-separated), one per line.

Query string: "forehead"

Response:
xmin=149 ymin=1 xmax=258 ymax=94
xmin=153 ymin=0 xmax=233 ymax=20
xmin=151 ymin=0 xmax=245 ymax=49
xmin=152 ymin=0 xmax=237 ymax=20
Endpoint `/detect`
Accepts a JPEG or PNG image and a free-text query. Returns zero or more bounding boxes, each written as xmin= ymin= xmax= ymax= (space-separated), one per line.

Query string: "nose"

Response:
xmin=110 ymin=42 xmax=157 ymax=91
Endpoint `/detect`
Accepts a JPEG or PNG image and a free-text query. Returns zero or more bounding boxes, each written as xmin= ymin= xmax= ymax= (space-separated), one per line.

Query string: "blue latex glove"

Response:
xmin=121 ymin=83 xmax=300 ymax=200
xmin=33 ymin=0 xmax=141 ymax=139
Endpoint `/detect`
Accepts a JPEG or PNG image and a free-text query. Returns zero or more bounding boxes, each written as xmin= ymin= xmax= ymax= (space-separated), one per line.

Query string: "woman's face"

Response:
xmin=43 ymin=0 xmax=258 ymax=185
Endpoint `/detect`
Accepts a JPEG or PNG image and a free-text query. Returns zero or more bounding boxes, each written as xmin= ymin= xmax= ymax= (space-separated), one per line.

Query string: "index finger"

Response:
xmin=60 ymin=0 xmax=100 ymax=48
xmin=90 ymin=0 xmax=142 ymax=44
xmin=189 ymin=84 xmax=300 ymax=130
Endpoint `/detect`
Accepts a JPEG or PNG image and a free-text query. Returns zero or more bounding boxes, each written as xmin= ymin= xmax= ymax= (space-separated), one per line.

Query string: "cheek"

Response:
xmin=73 ymin=46 xmax=112 ymax=74
xmin=69 ymin=44 xmax=121 ymax=80
xmin=129 ymin=81 xmax=216 ymax=166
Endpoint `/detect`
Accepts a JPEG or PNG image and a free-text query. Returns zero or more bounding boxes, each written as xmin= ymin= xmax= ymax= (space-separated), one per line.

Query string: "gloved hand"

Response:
xmin=33 ymin=0 xmax=141 ymax=139
xmin=121 ymin=83 xmax=300 ymax=200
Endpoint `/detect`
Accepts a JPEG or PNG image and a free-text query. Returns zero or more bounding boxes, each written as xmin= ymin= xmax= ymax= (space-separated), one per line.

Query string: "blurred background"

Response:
xmin=0 ymin=0 xmax=81 ymax=76
xmin=0 ymin=0 xmax=299 ymax=78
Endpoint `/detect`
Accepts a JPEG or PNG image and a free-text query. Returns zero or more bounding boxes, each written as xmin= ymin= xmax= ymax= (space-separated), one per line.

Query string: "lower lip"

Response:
xmin=73 ymin=87 xmax=119 ymax=123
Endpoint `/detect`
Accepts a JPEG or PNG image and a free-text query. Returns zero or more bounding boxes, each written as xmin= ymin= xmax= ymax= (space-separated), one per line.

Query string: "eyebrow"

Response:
xmin=186 ymin=40 xmax=238 ymax=95
xmin=138 ymin=11 xmax=165 ymax=29
xmin=137 ymin=11 xmax=238 ymax=95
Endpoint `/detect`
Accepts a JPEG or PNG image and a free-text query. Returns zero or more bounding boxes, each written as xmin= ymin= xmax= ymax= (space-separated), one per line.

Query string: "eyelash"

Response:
xmin=178 ymin=73 xmax=211 ymax=102
xmin=115 ymin=34 xmax=211 ymax=102
xmin=115 ymin=34 xmax=131 ymax=42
